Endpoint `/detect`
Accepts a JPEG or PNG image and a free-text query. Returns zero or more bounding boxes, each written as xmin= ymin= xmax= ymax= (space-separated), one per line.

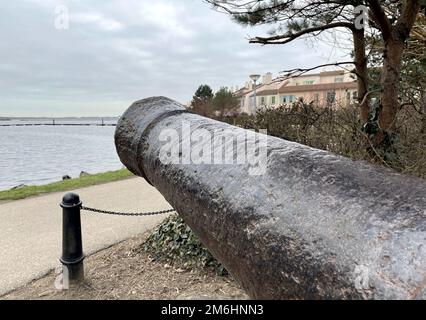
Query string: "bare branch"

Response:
xmin=395 ymin=0 xmax=422 ymax=40
xmin=359 ymin=89 xmax=381 ymax=108
xmin=367 ymin=0 xmax=393 ymax=40
xmin=249 ymin=22 xmax=354 ymax=44
xmin=278 ymin=61 xmax=355 ymax=79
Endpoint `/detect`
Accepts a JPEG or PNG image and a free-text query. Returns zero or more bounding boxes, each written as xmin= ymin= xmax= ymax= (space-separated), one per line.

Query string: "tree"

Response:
xmin=206 ymin=0 xmax=422 ymax=145
xmin=368 ymin=1 xmax=422 ymax=134
xmin=367 ymin=9 xmax=426 ymax=133
xmin=212 ymin=87 xmax=240 ymax=118
xmin=190 ymin=84 xmax=214 ymax=117
xmin=192 ymin=84 xmax=214 ymax=102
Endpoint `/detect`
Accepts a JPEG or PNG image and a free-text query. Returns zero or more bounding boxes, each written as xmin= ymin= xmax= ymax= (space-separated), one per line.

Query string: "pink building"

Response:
xmin=235 ymin=70 xmax=358 ymax=114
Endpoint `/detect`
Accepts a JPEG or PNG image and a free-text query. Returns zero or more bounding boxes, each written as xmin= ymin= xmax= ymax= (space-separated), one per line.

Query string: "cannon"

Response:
xmin=115 ymin=96 xmax=426 ymax=300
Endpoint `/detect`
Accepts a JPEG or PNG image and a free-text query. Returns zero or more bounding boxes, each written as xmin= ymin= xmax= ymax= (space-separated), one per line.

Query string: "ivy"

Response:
xmin=143 ymin=214 xmax=227 ymax=276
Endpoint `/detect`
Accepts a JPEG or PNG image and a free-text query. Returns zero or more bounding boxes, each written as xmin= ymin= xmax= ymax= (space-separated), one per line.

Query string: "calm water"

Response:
xmin=0 ymin=121 xmax=123 ymax=191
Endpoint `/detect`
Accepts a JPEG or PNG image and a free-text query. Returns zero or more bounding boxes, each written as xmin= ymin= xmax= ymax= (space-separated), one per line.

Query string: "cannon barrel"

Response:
xmin=115 ymin=96 xmax=426 ymax=300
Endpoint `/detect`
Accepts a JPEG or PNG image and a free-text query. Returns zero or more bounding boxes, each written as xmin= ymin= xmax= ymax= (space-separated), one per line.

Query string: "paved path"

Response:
xmin=0 ymin=178 xmax=171 ymax=296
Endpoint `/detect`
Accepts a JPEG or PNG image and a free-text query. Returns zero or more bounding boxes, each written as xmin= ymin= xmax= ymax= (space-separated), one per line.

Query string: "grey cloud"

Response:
xmin=0 ymin=0 xmax=348 ymax=116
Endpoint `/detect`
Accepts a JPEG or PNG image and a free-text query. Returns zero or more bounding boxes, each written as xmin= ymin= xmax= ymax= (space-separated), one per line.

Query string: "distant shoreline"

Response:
xmin=0 ymin=116 xmax=119 ymax=121
xmin=0 ymin=117 xmax=118 ymax=127
xmin=0 ymin=123 xmax=116 ymax=127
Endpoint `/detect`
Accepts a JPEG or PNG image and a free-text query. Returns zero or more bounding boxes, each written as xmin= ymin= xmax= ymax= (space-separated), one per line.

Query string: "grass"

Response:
xmin=0 ymin=169 xmax=134 ymax=201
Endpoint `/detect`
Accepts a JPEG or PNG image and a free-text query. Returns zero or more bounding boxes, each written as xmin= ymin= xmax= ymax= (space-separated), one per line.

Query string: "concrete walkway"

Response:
xmin=0 ymin=178 xmax=172 ymax=296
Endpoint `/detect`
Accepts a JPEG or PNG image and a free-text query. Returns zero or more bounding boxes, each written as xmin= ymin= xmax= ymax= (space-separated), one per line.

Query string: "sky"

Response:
xmin=0 ymin=0 xmax=350 ymax=117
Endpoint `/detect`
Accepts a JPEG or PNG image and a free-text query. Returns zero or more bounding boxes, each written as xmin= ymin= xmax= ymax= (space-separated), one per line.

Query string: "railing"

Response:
xmin=59 ymin=192 xmax=174 ymax=286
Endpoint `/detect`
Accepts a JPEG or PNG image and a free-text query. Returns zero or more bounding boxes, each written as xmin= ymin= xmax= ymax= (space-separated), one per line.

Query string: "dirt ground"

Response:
xmin=2 ymin=233 xmax=248 ymax=300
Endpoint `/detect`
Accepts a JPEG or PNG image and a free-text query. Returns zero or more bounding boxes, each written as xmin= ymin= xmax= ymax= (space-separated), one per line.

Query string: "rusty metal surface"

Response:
xmin=115 ymin=96 xmax=426 ymax=300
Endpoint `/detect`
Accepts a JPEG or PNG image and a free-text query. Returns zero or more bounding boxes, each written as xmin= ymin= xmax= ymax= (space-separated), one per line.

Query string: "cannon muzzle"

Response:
xmin=115 ymin=96 xmax=426 ymax=300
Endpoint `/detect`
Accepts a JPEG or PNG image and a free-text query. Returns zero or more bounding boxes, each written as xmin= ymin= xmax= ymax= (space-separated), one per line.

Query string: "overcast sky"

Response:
xmin=0 ymin=0 xmax=350 ymax=117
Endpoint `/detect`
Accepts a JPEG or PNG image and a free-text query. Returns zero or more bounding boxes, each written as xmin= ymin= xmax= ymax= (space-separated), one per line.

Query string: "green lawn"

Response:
xmin=0 ymin=169 xmax=134 ymax=201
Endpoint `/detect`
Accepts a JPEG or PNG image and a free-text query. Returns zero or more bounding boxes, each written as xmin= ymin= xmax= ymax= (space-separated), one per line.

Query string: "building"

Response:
xmin=234 ymin=70 xmax=358 ymax=114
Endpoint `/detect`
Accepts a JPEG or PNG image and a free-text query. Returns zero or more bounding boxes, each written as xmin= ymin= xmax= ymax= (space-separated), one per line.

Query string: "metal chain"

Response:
xmin=81 ymin=205 xmax=175 ymax=217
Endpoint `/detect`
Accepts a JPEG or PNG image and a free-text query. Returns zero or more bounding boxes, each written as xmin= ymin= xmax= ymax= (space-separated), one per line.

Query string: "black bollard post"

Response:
xmin=60 ymin=193 xmax=84 ymax=285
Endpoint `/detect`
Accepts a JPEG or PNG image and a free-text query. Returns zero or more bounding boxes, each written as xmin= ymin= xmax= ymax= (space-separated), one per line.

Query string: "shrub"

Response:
xmin=143 ymin=214 xmax=227 ymax=276
xmin=232 ymin=102 xmax=426 ymax=180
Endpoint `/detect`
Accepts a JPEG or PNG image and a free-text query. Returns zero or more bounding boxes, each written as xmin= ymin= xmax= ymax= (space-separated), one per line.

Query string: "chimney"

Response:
xmin=263 ymin=72 xmax=273 ymax=84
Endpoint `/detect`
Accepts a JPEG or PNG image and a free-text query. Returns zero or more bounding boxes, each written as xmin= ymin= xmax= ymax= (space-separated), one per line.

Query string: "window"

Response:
xmin=314 ymin=93 xmax=320 ymax=103
xmin=335 ymin=77 xmax=344 ymax=83
xmin=347 ymin=91 xmax=351 ymax=101
xmin=260 ymin=97 xmax=265 ymax=105
xmin=352 ymin=91 xmax=358 ymax=100
xmin=282 ymin=95 xmax=296 ymax=103
xmin=326 ymin=91 xmax=336 ymax=105
xmin=282 ymin=95 xmax=296 ymax=104
xmin=303 ymin=80 xmax=314 ymax=85
xmin=271 ymin=96 xmax=276 ymax=104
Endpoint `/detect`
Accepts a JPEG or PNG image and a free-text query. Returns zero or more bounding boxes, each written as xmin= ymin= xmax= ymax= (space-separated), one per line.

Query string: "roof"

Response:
xmin=319 ymin=70 xmax=345 ymax=76
xmin=279 ymin=70 xmax=346 ymax=79
xmin=279 ymin=81 xmax=357 ymax=94
xmin=233 ymin=84 xmax=264 ymax=97
xmin=234 ymin=88 xmax=247 ymax=98
xmin=234 ymin=73 xmax=356 ymax=97
xmin=256 ymin=89 xmax=279 ymax=96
